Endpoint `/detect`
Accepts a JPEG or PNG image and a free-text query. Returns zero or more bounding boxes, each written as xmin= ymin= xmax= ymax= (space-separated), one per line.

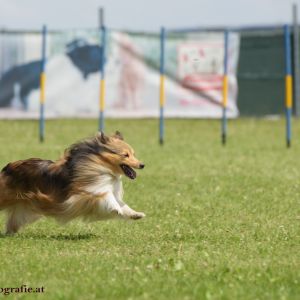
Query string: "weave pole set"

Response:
xmin=36 ymin=18 xmax=294 ymax=147
xmin=158 ymin=25 xmax=294 ymax=147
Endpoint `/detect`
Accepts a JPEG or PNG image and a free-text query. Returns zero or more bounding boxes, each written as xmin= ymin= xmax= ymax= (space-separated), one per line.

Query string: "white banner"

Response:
xmin=0 ymin=30 xmax=239 ymax=118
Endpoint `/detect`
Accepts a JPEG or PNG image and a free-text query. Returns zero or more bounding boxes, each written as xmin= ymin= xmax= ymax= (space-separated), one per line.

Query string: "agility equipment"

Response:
xmin=99 ymin=7 xmax=106 ymax=131
xmin=159 ymin=27 xmax=166 ymax=145
xmin=284 ymin=24 xmax=293 ymax=148
xmin=222 ymin=30 xmax=229 ymax=146
xmin=39 ymin=25 xmax=47 ymax=143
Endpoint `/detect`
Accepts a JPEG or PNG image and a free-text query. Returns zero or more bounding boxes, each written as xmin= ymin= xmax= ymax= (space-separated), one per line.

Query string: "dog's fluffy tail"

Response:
xmin=0 ymin=174 xmax=60 ymax=214
xmin=20 ymin=190 xmax=62 ymax=216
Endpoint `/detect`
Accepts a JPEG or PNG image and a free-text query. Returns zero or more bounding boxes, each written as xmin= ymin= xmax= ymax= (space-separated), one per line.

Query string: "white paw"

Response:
xmin=130 ymin=212 xmax=146 ymax=220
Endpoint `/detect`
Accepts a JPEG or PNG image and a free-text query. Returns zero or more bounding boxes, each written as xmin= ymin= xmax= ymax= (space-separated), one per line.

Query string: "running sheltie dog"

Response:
xmin=0 ymin=131 xmax=145 ymax=234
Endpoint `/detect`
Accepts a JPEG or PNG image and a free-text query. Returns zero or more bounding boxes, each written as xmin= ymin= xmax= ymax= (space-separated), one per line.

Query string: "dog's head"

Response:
xmin=97 ymin=131 xmax=144 ymax=179
xmin=66 ymin=131 xmax=144 ymax=180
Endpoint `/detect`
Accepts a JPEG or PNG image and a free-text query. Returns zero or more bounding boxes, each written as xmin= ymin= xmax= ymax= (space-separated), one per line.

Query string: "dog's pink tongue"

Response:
xmin=128 ymin=168 xmax=136 ymax=179
xmin=121 ymin=164 xmax=136 ymax=179
xmin=131 ymin=169 xmax=136 ymax=179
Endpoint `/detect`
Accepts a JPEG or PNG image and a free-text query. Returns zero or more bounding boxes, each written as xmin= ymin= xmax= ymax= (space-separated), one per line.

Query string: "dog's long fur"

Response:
xmin=0 ymin=131 xmax=145 ymax=234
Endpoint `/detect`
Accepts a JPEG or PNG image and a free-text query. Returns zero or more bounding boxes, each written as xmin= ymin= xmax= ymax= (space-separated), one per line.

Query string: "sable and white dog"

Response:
xmin=0 ymin=131 xmax=145 ymax=234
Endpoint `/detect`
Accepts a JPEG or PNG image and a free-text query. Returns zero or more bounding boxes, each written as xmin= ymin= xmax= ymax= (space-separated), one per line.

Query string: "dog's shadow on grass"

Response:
xmin=0 ymin=232 xmax=98 ymax=241
xmin=47 ymin=233 xmax=98 ymax=241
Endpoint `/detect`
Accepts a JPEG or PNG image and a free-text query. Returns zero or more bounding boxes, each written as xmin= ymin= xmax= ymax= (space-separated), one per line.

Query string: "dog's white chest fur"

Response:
xmin=79 ymin=172 xmax=144 ymax=220
xmin=84 ymin=173 xmax=123 ymax=200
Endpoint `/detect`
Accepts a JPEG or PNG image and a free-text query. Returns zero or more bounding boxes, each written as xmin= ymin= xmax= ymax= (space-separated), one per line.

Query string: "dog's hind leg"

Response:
xmin=5 ymin=206 xmax=41 ymax=235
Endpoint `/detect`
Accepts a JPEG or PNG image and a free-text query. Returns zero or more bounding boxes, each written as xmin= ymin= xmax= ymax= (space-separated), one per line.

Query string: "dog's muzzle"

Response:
xmin=120 ymin=164 xmax=137 ymax=179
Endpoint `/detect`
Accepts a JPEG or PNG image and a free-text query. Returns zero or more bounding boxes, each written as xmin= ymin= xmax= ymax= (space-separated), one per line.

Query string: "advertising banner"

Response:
xmin=0 ymin=30 xmax=239 ymax=118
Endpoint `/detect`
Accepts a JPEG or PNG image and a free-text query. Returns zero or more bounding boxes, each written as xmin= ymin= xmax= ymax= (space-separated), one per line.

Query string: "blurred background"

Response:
xmin=0 ymin=0 xmax=300 ymax=122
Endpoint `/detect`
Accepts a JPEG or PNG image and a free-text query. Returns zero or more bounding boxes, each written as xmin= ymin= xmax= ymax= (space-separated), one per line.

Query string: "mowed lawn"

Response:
xmin=0 ymin=118 xmax=299 ymax=300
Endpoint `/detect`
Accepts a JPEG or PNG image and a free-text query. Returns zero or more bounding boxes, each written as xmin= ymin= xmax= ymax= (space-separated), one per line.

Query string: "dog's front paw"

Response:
xmin=130 ymin=212 xmax=146 ymax=220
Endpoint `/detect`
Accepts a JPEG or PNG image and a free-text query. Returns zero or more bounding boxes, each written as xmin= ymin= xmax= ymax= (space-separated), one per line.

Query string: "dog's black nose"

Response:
xmin=139 ymin=163 xmax=145 ymax=169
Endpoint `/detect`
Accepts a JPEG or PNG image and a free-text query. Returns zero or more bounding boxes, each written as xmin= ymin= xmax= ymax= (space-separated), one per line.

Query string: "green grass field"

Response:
xmin=0 ymin=119 xmax=299 ymax=300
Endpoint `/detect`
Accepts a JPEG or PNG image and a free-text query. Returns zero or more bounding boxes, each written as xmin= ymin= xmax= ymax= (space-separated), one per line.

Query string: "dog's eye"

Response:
xmin=123 ymin=153 xmax=129 ymax=158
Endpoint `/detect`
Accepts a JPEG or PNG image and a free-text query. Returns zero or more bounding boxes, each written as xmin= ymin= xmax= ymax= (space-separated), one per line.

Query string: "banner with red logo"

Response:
xmin=0 ymin=30 xmax=239 ymax=118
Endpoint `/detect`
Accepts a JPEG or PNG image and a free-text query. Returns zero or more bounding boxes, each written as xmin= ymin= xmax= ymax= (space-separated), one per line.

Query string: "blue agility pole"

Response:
xmin=159 ymin=27 xmax=166 ymax=145
xmin=39 ymin=25 xmax=47 ymax=143
xmin=284 ymin=24 xmax=293 ymax=148
xmin=99 ymin=7 xmax=106 ymax=132
xmin=222 ymin=29 xmax=229 ymax=145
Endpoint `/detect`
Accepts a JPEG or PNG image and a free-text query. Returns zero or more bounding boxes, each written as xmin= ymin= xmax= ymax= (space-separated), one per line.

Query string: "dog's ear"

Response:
xmin=114 ymin=131 xmax=124 ymax=140
xmin=97 ymin=131 xmax=109 ymax=144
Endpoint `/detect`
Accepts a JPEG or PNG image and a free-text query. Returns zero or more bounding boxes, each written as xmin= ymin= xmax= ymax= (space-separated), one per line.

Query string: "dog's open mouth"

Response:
xmin=120 ymin=164 xmax=136 ymax=179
